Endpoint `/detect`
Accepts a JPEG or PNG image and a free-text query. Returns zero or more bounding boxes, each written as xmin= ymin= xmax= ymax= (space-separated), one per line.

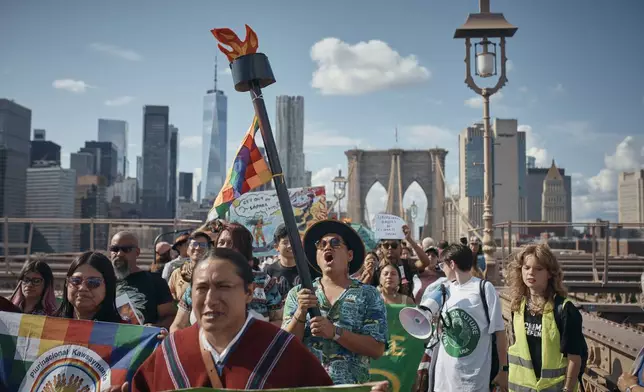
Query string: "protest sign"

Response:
xmin=228 ymin=186 xmax=327 ymax=256
xmin=0 ymin=311 xmax=160 ymax=391
xmin=369 ymin=304 xmax=425 ymax=392
xmin=373 ymin=213 xmax=406 ymax=240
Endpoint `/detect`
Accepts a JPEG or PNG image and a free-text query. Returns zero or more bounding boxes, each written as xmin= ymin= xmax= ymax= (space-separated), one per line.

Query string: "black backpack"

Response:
xmin=479 ymin=280 xmax=500 ymax=388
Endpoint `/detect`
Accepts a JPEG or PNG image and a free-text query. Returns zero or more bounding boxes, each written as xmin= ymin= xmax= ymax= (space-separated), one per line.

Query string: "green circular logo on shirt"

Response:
xmin=441 ymin=308 xmax=481 ymax=358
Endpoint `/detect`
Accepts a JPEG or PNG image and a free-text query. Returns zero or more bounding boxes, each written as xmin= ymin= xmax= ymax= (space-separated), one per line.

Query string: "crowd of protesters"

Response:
xmin=2 ymin=217 xmax=643 ymax=392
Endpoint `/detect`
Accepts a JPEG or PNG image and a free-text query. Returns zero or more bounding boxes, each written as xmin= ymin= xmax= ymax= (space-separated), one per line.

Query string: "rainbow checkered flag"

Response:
xmin=209 ymin=116 xmax=272 ymax=219
xmin=0 ymin=312 xmax=160 ymax=391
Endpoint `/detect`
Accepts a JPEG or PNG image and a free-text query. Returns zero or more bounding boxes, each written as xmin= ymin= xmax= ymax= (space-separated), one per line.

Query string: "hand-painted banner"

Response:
xmin=0 ymin=311 xmax=160 ymax=392
xmin=169 ymin=386 xmax=370 ymax=391
xmin=228 ymin=186 xmax=327 ymax=256
xmin=369 ymin=304 xmax=425 ymax=392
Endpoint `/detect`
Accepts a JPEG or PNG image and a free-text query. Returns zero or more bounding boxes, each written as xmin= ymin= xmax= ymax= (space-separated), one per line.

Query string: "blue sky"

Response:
xmin=2 ymin=0 xmax=643 ymax=224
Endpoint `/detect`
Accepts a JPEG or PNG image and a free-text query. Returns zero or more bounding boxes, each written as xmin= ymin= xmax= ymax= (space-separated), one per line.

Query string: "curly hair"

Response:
xmin=506 ymin=244 xmax=567 ymax=313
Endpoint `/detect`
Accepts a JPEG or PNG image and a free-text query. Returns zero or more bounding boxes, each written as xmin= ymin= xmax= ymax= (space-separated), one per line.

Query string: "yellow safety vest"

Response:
xmin=508 ymin=297 xmax=579 ymax=392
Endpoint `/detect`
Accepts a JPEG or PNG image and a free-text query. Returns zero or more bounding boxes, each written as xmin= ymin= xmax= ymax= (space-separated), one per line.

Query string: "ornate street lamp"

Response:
xmin=454 ymin=0 xmax=517 ymax=285
xmin=410 ymin=201 xmax=418 ymax=220
xmin=332 ymin=169 xmax=347 ymax=219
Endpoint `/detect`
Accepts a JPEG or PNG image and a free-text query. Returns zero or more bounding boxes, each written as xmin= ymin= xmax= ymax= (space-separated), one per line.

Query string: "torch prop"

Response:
xmin=211 ymin=25 xmax=321 ymax=318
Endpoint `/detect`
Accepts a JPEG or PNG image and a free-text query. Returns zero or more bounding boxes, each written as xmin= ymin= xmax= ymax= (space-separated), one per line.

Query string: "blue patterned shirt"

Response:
xmin=282 ymin=278 xmax=388 ymax=385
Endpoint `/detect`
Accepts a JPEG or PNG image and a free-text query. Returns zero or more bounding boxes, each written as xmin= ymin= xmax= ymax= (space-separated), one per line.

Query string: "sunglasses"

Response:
xmin=22 ymin=277 xmax=43 ymax=286
xmin=315 ymin=238 xmax=344 ymax=250
xmin=381 ymin=242 xmax=399 ymax=250
xmin=190 ymin=240 xmax=209 ymax=249
xmin=109 ymin=245 xmax=136 ymax=253
xmin=67 ymin=276 xmax=104 ymax=290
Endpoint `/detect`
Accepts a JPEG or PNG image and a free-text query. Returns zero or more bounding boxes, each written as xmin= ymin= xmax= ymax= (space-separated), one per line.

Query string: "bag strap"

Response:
xmin=479 ymin=279 xmax=490 ymax=324
xmin=200 ymin=336 xmax=224 ymax=388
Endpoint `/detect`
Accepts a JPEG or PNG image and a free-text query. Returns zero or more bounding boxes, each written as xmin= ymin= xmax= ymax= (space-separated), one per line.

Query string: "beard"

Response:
xmin=113 ymin=258 xmax=131 ymax=280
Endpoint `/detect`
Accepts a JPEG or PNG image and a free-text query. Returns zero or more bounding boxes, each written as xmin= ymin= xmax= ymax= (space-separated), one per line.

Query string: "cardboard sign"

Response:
xmin=373 ymin=213 xmax=406 ymax=240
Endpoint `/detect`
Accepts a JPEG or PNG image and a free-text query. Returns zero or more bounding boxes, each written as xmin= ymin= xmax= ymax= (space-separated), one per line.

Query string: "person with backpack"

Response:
xmin=506 ymin=244 xmax=586 ymax=392
xmin=432 ymin=244 xmax=508 ymax=392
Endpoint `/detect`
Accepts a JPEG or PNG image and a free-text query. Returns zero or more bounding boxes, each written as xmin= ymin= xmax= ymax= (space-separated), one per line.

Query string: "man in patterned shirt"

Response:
xmin=282 ymin=220 xmax=388 ymax=385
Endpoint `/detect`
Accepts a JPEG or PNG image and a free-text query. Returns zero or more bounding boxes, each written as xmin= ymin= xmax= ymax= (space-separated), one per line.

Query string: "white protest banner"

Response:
xmin=373 ymin=213 xmax=406 ymax=240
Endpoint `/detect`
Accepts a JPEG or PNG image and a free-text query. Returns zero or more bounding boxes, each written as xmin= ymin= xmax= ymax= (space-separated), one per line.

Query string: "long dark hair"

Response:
xmin=214 ymin=222 xmax=254 ymax=261
xmin=10 ymin=259 xmax=57 ymax=315
xmin=55 ymin=251 xmax=122 ymax=323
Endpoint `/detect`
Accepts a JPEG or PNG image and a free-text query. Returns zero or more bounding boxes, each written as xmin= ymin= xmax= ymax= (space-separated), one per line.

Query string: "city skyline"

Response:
xmin=2 ymin=0 xmax=644 ymax=222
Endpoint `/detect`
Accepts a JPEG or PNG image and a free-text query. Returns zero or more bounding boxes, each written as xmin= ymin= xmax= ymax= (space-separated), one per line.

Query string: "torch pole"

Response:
xmin=249 ymin=82 xmax=321 ymax=318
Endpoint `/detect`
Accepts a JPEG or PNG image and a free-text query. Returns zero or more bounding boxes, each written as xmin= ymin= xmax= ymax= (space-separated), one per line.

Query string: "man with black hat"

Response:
xmin=162 ymin=233 xmax=191 ymax=281
xmin=282 ymin=220 xmax=388 ymax=386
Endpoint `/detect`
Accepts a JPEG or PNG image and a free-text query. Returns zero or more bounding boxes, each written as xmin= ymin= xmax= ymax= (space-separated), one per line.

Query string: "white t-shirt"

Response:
xmin=433 ymin=277 xmax=505 ymax=392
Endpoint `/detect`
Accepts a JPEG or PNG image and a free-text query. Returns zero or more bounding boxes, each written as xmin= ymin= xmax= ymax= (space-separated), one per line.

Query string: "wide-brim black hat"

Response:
xmin=303 ymin=220 xmax=365 ymax=279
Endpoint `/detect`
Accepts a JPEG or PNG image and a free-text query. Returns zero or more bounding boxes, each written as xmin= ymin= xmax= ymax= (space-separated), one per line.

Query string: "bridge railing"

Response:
xmin=0 ymin=217 xmax=203 ymax=282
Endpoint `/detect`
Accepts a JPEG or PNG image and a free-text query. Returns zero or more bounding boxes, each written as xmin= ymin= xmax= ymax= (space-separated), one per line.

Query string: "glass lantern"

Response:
xmin=475 ymin=39 xmax=497 ymax=78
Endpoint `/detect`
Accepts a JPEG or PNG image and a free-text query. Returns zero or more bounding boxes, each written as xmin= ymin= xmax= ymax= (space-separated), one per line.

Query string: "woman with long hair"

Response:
xmin=10 ymin=259 xmax=57 ymax=315
xmin=506 ymin=244 xmax=584 ymax=392
xmin=375 ymin=264 xmax=414 ymax=305
xmin=55 ymin=251 xmax=123 ymax=323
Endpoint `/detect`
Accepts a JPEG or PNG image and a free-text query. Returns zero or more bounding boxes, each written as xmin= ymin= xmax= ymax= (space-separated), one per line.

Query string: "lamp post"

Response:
xmin=454 ymin=0 xmax=517 ymax=285
xmin=332 ymin=169 xmax=347 ymax=219
xmin=410 ymin=201 xmax=418 ymax=220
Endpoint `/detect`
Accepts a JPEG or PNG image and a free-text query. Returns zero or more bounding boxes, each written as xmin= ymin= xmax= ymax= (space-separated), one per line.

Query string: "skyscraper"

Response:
xmin=526 ymin=165 xmax=572 ymax=225
xmin=136 ymin=155 xmax=143 ymax=200
xmin=98 ymin=119 xmax=128 ymax=179
xmin=30 ymin=129 xmax=61 ymax=167
xmin=70 ymin=152 xmax=95 ymax=177
xmin=0 ymin=99 xmax=30 ymax=253
xmin=169 ymin=125 xmax=178 ymax=218
xmin=26 ymin=167 xmax=76 ymax=253
xmin=178 ymin=172 xmax=193 ymax=201
xmin=276 ymin=95 xmax=306 ymax=188
xmin=201 ymin=58 xmax=228 ymax=202
xmin=79 ymin=141 xmax=118 ymax=185
xmin=458 ymin=119 xmax=527 ymax=236
xmin=618 ymin=170 xmax=644 ymax=223
xmin=141 ymin=105 xmax=171 ymax=218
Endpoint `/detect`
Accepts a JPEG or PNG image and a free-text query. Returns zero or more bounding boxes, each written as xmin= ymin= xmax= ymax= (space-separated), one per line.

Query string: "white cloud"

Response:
xmin=305 ymin=132 xmax=362 ymax=149
xmin=506 ymin=60 xmax=514 ymax=72
xmin=180 ymin=136 xmax=202 ymax=148
xmin=310 ymin=38 xmax=430 ymax=95
xmin=518 ymin=86 xmax=528 ymax=93
xmin=311 ymin=167 xmax=339 ymax=196
xmin=104 ymin=96 xmax=135 ymax=106
xmin=519 ymin=124 xmax=550 ymax=167
xmin=572 ymin=135 xmax=644 ymax=221
xmin=52 ymin=79 xmax=93 ymax=93
xmin=464 ymin=92 xmax=503 ymax=109
xmin=89 ymin=43 xmax=143 ymax=61
xmin=223 ymin=67 xmax=232 ymax=75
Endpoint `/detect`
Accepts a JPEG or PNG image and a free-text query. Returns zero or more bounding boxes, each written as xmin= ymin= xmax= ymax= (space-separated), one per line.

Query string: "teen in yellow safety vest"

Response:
xmin=505 ymin=244 xmax=584 ymax=392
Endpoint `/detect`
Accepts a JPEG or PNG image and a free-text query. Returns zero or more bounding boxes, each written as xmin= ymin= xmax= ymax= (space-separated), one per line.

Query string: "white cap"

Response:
xmin=421 ymin=237 xmax=435 ymax=251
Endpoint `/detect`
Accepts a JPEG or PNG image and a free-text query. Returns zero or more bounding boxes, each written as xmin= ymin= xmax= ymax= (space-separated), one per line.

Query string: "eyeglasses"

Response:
xmin=190 ymin=240 xmax=209 ymax=249
xmin=109 ymin=245 xmax=136 ymax=253
xmin=315 ymin=238 xmax=344 ymax=250
xmin=22 ymin=277 xmax=43 ymax=286
xmin=381 ymin=242 xmax=399 ymax=250
xmin=67 ymin=276 xmax=104 ymax=290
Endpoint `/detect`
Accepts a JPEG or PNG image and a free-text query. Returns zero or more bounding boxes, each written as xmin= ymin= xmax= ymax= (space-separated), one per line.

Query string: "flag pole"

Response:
xmin=212 ymin=26 xmax=321 ymax=318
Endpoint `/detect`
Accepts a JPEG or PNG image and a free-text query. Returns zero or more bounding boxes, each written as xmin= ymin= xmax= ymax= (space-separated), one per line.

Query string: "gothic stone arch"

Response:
xmin=345 ymin=148 xmax=447 ymax=241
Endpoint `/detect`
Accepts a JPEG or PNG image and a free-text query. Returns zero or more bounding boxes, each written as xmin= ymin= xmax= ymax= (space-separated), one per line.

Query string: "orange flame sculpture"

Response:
xmin=211 ymin=24 xmax=259 ymax=63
